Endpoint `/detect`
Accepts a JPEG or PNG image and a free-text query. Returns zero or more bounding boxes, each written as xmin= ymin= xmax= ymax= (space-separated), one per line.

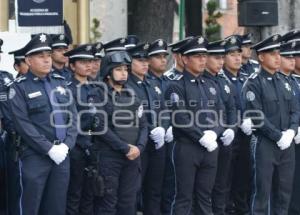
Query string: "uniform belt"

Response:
xmin=53 ymin=140 xmax=62 ymax=145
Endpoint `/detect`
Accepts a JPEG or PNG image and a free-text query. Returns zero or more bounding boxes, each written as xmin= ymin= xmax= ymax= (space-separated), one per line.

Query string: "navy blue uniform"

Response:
xmin=162 ymin=69 xmax=183 ymax=215
xmin=165 ymin=70 xmax=225 ymax=214
xmin=0 ymin=72 xmax=23 ymax=215
xmin=92 ymin=83 xmax=148 ymax=215
xmin=287 ymin=73 xmax=300 ymax=215
xmin=203 ymin=70 xmax=237 ymax=215
xmin=164 ymin=68 xmax=183 ymax=81
xmin=0 ymin=70 xmax=14 ymax=214
xmin=52 ymin=66 xmax=73 ymax=82
xmin=223 ymin=68 xmax=252 ymax=214
xmin=241 ymin=59 xmax=259 ymax=76
xmin=9 ymin=71 xmax=78 ymax=215
xmin=66 ymin=77 xmax=98 ymax=215
xmin=242 ymin=69 xmax=299 ymax=215
xmin=127 ymin=73 xmax=168 ymax=215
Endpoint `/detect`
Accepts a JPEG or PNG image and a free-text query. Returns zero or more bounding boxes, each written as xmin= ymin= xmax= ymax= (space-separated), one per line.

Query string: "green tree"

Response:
xmin=205 ymin=0 xmax=222 ymax=41
xmin=90 ymin=18 xmax=102 ymax=43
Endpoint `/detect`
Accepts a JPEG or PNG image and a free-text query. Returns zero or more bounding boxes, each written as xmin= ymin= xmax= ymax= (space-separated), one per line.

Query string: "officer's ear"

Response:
xmin=182 ymin=55 xmax=188 ymax=65
xmin=257 ymin=53 xmax=264 ymax=63
xmin=13 ymin=63 xmax=20 ymax=72
xmin=25 ymin=56 xmax=32 ymax=67
xmin=69 ymin=62 xmax=76 ymax=71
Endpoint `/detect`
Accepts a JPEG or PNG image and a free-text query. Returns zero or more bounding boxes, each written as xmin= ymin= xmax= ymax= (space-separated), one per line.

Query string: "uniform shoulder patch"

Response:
xmin=52 ymin=73 xmax=66 ymax=80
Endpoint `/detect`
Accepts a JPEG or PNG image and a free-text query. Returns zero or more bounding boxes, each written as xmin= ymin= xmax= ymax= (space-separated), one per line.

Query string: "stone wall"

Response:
xmin=90 ymin=0 xmax=127 ymax=43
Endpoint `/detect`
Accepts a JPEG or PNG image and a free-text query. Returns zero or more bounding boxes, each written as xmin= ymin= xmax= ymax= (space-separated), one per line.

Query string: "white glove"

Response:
xmin=277 ymin=129 xmax=295 ymax=150
xmin=59 ymin=143 xmax=69 ymax=155
xmin=220 ymin=129 xmax=235 ymax=146
xmin=150 ymin=127 xmax=165 ymax=150
xmin=199 ymin=130 xmax=218 ymax=152
xmin=48 ymin=145 xmax=68 ymax=165
xmin=294 ymin=127 xmax=300 ymax=144
xmin=240 ymin=118 xmax=253 ymax=135
xmin=165 ymin=126 xmax=173 ymax=143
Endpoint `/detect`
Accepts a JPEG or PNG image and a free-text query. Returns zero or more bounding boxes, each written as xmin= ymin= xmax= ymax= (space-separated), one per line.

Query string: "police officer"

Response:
xmin=243 ymin=34 xmax=299 ymax=215
xmin=8 ymin=33 xmax=78 ymax=215
xmin=90 ymin=42 xmax=104 ymax=81
xmin=64 ymin=44 xmax=97 ymax=215
xmin=295 ymin=38 xmax=300 ymax=76
xmin=102 ymin=37 xmax=128 ymax=53
xmin=240 ymin=33 xmax=259 ymax=76
xmin=222 ymin=35 xmax=253 ymax=215
xmin=279 ymin=30 xmax=300 ymax=215
xmin=98 ymin=37 xmax=128 ymax=80
xmin=0 ymin=38 xmax=14 ymax=215
xmin=125 ymin=35 xmax=139 ymax=49
xmin=9 ymin=47 xmax=29 ymax=77
xmin=161 ymin=37 xmax=193 ymax=214
xmin=126 ymin=42 xmax=170 ymax=215
xmin=164 ymin=37 xmax=193 ymax=81
xmin=92 ymin=50 xmax=148 ymax=215
xmin=203 ymin=39 xmax=237 ymax=215
xmin=1 ymin=46 xmax=28 ymax=215
xmin=148 ymin=39 xmax=170 ymax=91
xmin=50 ymin=34 xmax=72 ymax=81
xmin=165 ymin=36 xmax=225 ymax=214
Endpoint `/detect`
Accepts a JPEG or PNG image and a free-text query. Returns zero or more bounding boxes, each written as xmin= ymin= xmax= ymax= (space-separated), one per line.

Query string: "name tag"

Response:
xmin=28 ymin=91 xmax=42 ymax=99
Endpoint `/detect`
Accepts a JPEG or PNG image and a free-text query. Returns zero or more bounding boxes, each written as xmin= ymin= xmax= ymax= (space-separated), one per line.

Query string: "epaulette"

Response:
xmin=3 ymin=77 xmax=13 ymax=86
xmin=52 ymin=73 xmax=65 ymax=80
xmin=249 ymin=71 xmax=259 ymax=79
xmin=14 ymin=76 xmax=27 ymax=83
xmin=250 ymin=59 xmax=259 ymax=65
xmin=66 ymin=81 xmax=72 ymax=86
xmin=218 ymin=70 xmax=231 ymax=83
xmin=165 ymin=73 xmax=175 ymax=80
xmin=292 ymin=73 xmax=300 ymax=78
xmin=164 ymin=69 xmax=175 ymax=77
xmin=6 ymin=80 xmax=14 ymax=87
xmin=240 ymin=72 xmax=249 ymax=77
xmin=217 ymin=72 xmax=226 ymax=79
xmin=173 ymin=73 xmax=183 ymax=80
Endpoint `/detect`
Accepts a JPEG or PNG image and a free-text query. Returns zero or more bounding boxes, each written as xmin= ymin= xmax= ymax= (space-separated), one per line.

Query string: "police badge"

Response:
xmin=224 ymin=85 xmax=230 ymax=94
xmin=56 ymin=86 xmax=67 ymax=95
xmin=154 ymin=86 xmax=161 ymax=95
xmin=285 ymin=82 xmax=291 ymax=91
xmin=137 ymin=105 xmax=144 ymax=118
xmin=246 ymin=91 xmax=255 ymax=101
xmin=209 ymin=87 xmax=216 ymax=95
xmin=170 ymin=92 xmax=179 ymax=103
